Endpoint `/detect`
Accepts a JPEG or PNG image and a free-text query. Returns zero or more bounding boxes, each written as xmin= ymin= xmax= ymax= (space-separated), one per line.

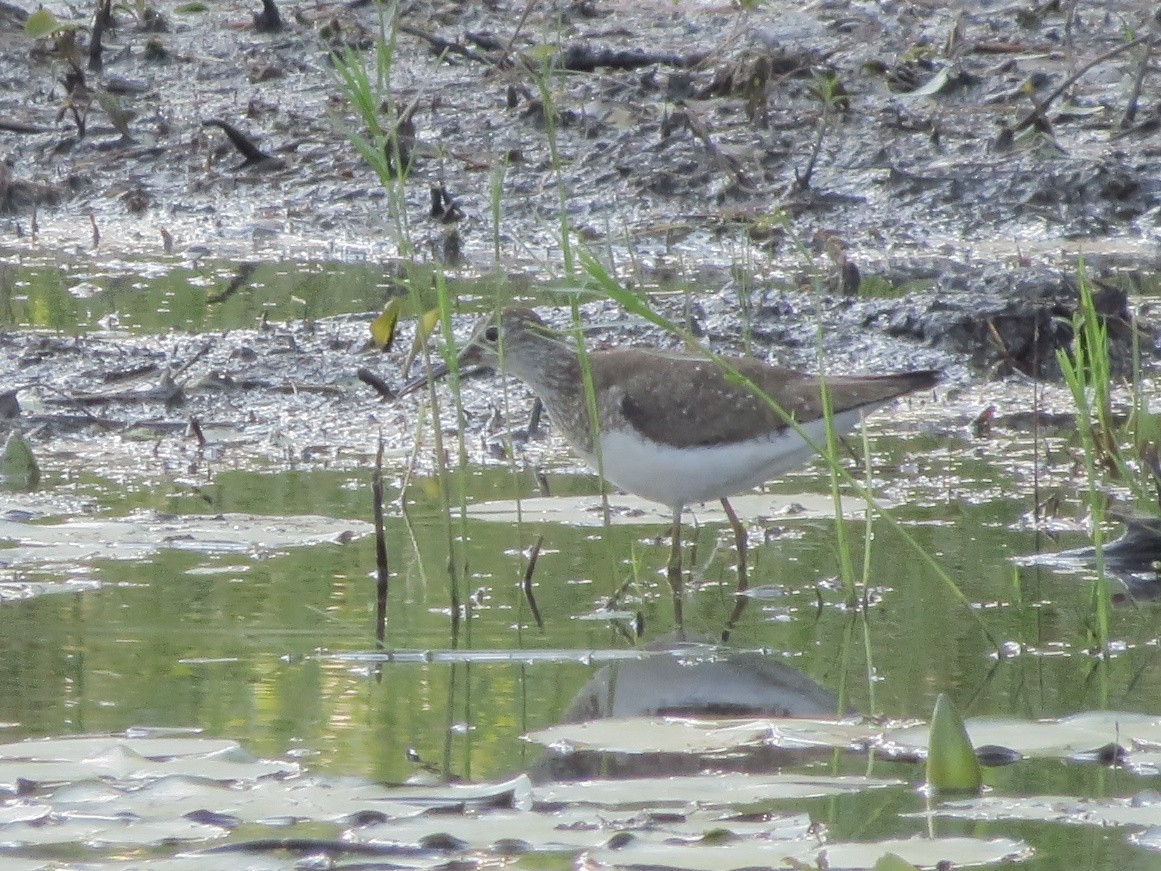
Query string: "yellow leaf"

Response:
xmin=402 ymin=307 xmax=444 ymax=379
xmin=369 ymin=297 xmax=404 ymax=350
xmin=416 ymin=307 xmax=441 ymax=345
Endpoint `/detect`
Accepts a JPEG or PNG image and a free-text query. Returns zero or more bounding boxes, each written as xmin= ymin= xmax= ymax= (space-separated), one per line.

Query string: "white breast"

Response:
xmin=590 ymin=409 xmax=866 ymax=509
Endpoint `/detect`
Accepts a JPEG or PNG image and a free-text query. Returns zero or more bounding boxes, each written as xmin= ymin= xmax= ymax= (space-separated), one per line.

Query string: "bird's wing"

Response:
xmin=596 ymin=352 xmax=797 ymax=448
xmin=597 ymin=350 xmax=936 ymax=450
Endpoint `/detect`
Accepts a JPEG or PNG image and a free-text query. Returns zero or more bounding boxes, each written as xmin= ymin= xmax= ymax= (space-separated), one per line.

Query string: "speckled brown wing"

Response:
xmin=592 ymin=351 xmax=798 ymax=449
xmin=593 ymin=350 xmax=937 ymax=450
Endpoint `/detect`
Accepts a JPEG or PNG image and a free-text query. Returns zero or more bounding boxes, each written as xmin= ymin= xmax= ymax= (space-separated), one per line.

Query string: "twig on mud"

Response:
xmin=64 ymin=374 xmax=183 ymax=407
xmin=794 ymin=109 xmax=828 ymax=191
xmin=89 ymin=0 xmax=110 ymax=72
xmin=794 ymin=71 xmax=846 ymax=191
xmin=399 ymin=24 xmax=493 ymax=66
xmin=170 ymin=341 xmax=213 ymax=382
xmin=1013 ymin=34 xmax=1152 ymax=133
xmin=102 ymin=363 xmax=161 ymax=383
xmin=666 ymin=107 xmax=754 ymax=191
xmin=23 ymin=380 xmax=119 ymax=429
xmin=357 ymin=367 xmax=396 ymax=400
xmin=502 ymin=0 xmax=536 ymax=64
xmin=202 ymin=119 xmax=286 ymax=171
xmin=1120 ymin=27 xmax=1157 ymax=128
xmin=186 ymin=415 xmax=206 ymax=447
xmin=0 ymin=121 xmax=54 ymax=134
xmin=464 ymin=31 xmax=505 ymax=53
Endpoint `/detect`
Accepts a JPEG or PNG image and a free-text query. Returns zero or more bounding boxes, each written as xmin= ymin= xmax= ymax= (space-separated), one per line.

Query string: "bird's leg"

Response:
xmin=720 ymin=497 xmax=749 ymax=642
xmin=720 ymin=497 xmax=748 ymax=588
xmin=666 ymin=506 xmax=684 ymax=628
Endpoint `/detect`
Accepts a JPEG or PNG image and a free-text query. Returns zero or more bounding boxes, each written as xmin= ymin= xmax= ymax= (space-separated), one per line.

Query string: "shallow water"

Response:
xmin=2 ymin=255 xmax=1161 ymax=870
xmin=0 ymin=253 xmax=505 ymax=334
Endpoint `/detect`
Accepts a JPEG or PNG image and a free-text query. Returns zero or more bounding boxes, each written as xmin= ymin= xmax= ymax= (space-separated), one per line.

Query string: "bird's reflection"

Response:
xmin=531 ymin=634 xmax=849 ymax=782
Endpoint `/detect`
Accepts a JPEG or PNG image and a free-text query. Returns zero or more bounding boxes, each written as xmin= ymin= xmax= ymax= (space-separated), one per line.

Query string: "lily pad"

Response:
xmin=528 ymin=716 xmax=771 ymax=755
xmin=468 ymin=491 xmax=877 ymax=526
xmin=527 ymin=716 xmax=872 ymax=755
xmin=352 ymin=805 xmax=815 ymax=853
xmin=924 ymin=793 xmax=1161 ymax=828
xmin=585 ymin=833 xmax=1030 ymax=870
xmin=886 ymin=710 xmax=1161 ymax=760
xmin=0 ymin=735 xmax=245 ymax=762
xmin=0 ymin=511 xmax=371 ymax=568
xmin=532 ymin=771 xmax=903 ymax=807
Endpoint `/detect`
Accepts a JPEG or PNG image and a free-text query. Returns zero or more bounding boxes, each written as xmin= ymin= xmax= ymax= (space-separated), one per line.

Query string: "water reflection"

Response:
xmin=531 ymin=635 xmax=845 ymax=782
xmin=1027 ymin=509 xmax=1161 ymax=601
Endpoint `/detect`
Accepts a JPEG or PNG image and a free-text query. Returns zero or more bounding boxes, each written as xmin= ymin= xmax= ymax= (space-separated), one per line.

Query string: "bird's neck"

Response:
xmin=505 ymin=335 xmax=582 ymax=400
xmin=505 ymin=335 xmax=599 ymax=453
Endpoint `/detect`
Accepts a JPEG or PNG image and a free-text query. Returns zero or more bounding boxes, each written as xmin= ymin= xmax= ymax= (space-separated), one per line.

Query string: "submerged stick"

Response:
xmin=522 ymin=535 xmax=545 ymax=630
xmin=372 ymin=436 xmax=390 ymax=643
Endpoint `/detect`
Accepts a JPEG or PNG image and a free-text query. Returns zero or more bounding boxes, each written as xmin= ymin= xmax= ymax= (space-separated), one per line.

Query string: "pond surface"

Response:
xmin=2 ymin=254 xmax=1161 ymax=870
xmin=0 ymin=251 xmax=511 ymax=333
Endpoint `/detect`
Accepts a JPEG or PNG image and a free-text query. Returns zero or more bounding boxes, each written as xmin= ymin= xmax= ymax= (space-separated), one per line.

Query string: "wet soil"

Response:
xmin=3 ymin=0 xmax=1161 ymax=480
xmin=1 ymin=0 xmax=1160 ymax=275
xmin=0 ymin=286 xmax=1145 ymax=498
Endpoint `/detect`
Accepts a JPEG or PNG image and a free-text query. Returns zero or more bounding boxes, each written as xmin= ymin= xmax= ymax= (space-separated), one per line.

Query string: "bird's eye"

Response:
xmin=484 ymin=326 xmax=500 ymax=342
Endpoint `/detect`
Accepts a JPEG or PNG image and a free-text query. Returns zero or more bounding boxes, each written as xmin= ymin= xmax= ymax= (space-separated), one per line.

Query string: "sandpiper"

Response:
xmin=411 ymin=307 xmax=938 ymax=625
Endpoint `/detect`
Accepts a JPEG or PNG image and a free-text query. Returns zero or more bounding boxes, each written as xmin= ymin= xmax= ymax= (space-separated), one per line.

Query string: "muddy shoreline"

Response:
xmin=1 ymin=0 xmax=1160 ymax=274
xmin=3 ymin=0 xmax=1161 ymax=485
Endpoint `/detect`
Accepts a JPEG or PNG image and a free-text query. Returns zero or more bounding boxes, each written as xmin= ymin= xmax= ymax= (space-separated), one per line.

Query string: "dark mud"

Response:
xmin=3 ymin=0 xmax=1161 ymax=481
xmin=1 ymin=0 xmax=1160 ymax=276
xmin=0 ymin=283 xmax=1143 ymax=494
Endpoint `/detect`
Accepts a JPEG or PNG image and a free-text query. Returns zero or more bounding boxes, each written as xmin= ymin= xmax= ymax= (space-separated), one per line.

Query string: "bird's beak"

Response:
xmin=396 ymin=336 xmax=489 ymax=398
